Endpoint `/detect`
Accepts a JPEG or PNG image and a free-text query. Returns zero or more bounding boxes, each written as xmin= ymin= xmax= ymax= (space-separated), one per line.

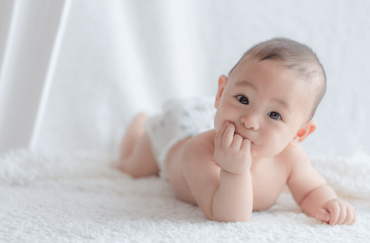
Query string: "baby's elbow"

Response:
xmin=236 ymin=216 xmax=251 ymax=223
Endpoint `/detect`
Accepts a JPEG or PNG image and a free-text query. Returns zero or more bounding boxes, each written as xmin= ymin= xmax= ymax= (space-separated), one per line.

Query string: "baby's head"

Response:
xmin=229 ymin=38 xmax=326 ymax=120
xmin=214 ymin=38 xmax=326 ymax=158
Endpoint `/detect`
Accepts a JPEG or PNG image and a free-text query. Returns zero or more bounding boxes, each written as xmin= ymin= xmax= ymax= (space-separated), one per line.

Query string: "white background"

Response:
xmin=0 ymin=0 xmax=369 ymax=160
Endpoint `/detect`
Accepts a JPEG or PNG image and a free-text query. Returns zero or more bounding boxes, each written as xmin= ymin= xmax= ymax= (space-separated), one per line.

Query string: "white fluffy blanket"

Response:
xmin=1 ymin=149 xmax=370 ymax=242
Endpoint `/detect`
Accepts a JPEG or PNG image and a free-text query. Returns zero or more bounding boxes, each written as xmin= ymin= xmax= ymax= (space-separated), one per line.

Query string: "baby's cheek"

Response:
xmin=214 ymin=121 xmax=219 ymax=133
xmin=272 ymin=134 xmax=291 ymax=155
xmin=213 ymin=113 xmax=223 ymax=133
xmin=260 ymin=133 xmax=287 ymax=157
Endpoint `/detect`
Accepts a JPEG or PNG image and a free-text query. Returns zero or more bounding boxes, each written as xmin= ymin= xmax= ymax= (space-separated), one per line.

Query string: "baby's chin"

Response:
xmin=253 ymin=146 xmax=288 ymax=159
xmin=250 ymin=144 xmax=276 ymax=158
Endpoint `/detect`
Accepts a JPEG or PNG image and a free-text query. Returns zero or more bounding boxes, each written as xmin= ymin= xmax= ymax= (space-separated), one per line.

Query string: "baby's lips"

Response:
xmin=235 ymin=132 xmax=254 ymax=144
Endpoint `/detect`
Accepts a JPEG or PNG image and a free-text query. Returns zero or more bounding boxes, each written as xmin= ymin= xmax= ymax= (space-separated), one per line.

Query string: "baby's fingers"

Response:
xmin=222 ymin=123 xmax=235 ymax=147
xmin=240 ymin=138 xmax=251 ymax=153
xmin=327 ymin=201 xmax=340 ymax=225
xmin=316 ymin=208 xmax=330 ymax=222
xmin=215 ymin=121 xmax=229 ymax=147
xmin=350 ymin=210 xmax=357 ymax=225
xmin=230 ymin=133 xmax=243 ymax=150
xmin=336 ymin=203 xmax=347 ymax=224
xmin=343 ymin=207 xmax=354 ymax=225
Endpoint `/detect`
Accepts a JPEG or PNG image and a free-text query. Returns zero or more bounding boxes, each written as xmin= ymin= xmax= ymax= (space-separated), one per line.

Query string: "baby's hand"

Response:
xmin=214 ymin=120 xmax=252 ymax=175
xmin=315 ymin=199 xmax=357 ymax=225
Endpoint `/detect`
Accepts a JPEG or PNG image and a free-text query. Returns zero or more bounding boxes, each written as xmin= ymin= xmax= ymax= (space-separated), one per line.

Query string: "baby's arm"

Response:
xmin=287 ymin=146 xmax=356 ymax=225
xmin=181 ymin=121 xmax=253 ymax=222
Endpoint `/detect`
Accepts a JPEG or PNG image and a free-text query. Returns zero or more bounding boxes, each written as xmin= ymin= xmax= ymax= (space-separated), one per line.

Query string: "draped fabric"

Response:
xmin=0 ymin=0 xmax=369 ymax=159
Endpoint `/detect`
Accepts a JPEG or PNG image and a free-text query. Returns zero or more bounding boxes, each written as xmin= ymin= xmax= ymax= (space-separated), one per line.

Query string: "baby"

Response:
xmin=119 ymin=38 xmax=356 ymax=225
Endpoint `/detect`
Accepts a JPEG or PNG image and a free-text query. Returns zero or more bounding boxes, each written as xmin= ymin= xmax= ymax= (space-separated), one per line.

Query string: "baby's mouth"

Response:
xmin=234 ymin=132 xmax=254 ymax=144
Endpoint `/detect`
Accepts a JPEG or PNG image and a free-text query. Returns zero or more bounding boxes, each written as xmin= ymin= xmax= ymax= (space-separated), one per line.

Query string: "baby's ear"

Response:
xmin=215 ymin=75 xmax=227 ymax=109
xmin=289 ymin=120 xmax=317 ymax=147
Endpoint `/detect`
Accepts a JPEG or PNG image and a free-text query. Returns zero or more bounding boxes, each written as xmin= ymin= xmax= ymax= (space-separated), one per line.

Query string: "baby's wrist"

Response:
xmin=220 ymin=160 xmax=252 ymax=175
xmin=220 ymin=167 xmax=251 ymax=177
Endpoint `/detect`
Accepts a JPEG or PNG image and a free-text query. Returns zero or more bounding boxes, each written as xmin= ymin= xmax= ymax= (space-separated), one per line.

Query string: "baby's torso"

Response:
xmin=249 ymin=153 xmax=291 ymax=210
xmin=166 ymin=130 xmax=292 ymax=211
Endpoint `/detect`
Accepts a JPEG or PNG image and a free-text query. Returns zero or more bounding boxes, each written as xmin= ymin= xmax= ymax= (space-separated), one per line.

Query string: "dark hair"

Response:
xmin=229 ymin=37 xmax=326 ymax=120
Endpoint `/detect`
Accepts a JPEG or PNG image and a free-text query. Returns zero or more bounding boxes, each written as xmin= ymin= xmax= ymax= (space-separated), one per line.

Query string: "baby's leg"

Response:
xmin=119 ymin=113 xmax=159 ymax=178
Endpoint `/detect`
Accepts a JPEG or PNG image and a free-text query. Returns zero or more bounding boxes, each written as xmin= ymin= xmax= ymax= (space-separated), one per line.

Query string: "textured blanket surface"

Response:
xmin=1 ymin=149 xmax=369 ymax=243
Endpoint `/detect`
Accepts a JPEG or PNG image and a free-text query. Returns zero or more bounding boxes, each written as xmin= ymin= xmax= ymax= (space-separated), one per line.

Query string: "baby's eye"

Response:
xmin=235 ymin=95 xmax=249 ymax=105
xmin=268 ymin=111 xmax=282 ymax=120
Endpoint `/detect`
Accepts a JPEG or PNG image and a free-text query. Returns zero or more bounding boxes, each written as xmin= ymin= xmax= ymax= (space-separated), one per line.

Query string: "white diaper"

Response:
xmin=144 ymin=97 xmax=216 ymax=180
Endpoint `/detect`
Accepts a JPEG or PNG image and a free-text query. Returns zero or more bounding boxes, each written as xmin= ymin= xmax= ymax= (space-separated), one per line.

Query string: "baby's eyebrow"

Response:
xmin=235 ymin=80 xmax=258 ymax=92
xmin=272 ymin=98 xmax=291 ymax=112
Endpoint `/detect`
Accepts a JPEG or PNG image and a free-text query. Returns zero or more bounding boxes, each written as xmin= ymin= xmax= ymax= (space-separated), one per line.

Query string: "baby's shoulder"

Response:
xmin=183 ymin=130 xmax=217 ymax=161
xmin=275 ymin=143 xmax=309 ymax=171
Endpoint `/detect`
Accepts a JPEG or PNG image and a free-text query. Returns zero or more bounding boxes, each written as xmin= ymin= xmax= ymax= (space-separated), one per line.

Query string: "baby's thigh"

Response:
xmin=128 ymin=133 xmax=159 ymax=177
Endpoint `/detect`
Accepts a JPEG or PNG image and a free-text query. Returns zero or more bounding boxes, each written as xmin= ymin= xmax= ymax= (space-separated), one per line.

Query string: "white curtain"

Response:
xmin=0 ymin=0 xmax=369 ymax=160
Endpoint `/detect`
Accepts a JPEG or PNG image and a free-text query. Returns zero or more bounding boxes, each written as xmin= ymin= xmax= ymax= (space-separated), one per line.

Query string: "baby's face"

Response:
xmin=214 ymin=59 xmax=313 ymax=158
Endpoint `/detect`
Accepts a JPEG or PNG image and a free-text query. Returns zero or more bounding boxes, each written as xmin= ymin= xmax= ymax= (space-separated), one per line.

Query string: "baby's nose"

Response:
xmin=240 ymin=114 xmax=259 ymax=131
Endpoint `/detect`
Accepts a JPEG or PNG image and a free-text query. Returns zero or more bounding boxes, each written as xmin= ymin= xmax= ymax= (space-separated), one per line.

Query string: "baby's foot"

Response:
xmin=119 ymin=113 xmax=148 ymax=170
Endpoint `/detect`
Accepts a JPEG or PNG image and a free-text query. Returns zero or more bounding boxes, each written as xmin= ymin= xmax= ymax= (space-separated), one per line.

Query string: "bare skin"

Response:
xmin=119 ymin=60 xmax=356 ymax=225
